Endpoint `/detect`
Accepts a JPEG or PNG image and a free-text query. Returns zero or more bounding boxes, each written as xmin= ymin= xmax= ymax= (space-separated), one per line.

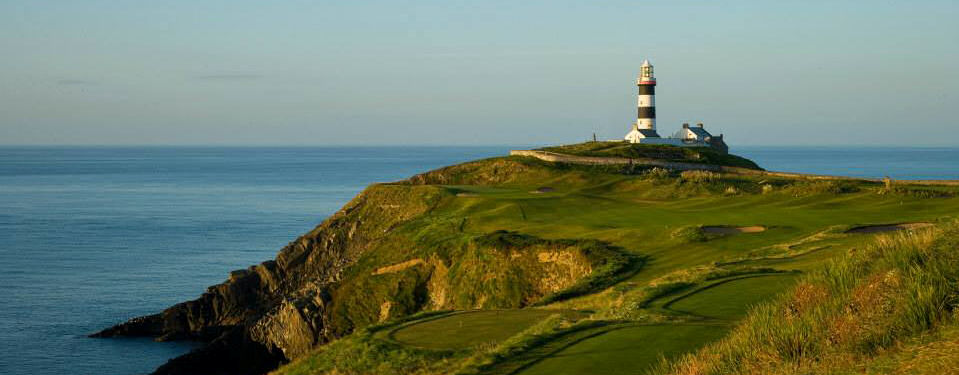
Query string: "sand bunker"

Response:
xmin=845 ymin=222 xmax=933 ymax=234
xmin=702 ymin=225 xmax=767 ymax=234
xmin=456 ymin=192 xmax=478 ymax=197
xmin=372 ymin=258 xmax=426 ymax=275
xmin=530 ymin=187 xmax=555 ymax=194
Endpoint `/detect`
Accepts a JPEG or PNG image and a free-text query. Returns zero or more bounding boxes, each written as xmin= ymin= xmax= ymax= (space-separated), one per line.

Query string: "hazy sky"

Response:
xmin=1 ymin=1 xmax=956 ymax=146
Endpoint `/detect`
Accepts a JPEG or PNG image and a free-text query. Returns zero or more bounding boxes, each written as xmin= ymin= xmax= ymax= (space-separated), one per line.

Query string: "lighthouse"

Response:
xmin=620 ymin=58 xmax=729 ymax=152
xmin=624 ymin=59 xmax=662 ymax=142
xmin=636 ymin=59 xmax=656 ymax=131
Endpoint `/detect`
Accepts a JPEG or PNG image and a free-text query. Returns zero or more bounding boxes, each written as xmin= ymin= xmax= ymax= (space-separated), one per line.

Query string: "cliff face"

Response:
xmin=93 ymin=183 xmax=444 ymax=374
xmin=93 ymin=158 xmax=627 ymax=375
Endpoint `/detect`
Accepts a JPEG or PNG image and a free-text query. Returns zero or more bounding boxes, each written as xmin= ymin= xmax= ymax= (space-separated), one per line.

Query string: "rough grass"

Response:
xmin=273 ymin=334 xmax=459 ymax=375
xmin=859 ymin=319 xmax=959 ymax=374
xmin=274 ymin=312 xmax=464 ymax=375
xmin=328 ymin=230 xmax=626 ymax=335
xmin=652 ymin=224 xmax=959 ymax=375
xmin=534 ymin=239 xmax=644 ymax=306
xmin=680 ymin=170 xmax=719 ymax=183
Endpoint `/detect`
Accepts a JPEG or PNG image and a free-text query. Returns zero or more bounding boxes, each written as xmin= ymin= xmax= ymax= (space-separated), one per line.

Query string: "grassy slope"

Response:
xmin=655 ymin=225 xmax=959 ymax=375
xmin=388 ymin=310 xmax=583 ymax=350
xmin=274 ymin=155 xmax=959 ymax=375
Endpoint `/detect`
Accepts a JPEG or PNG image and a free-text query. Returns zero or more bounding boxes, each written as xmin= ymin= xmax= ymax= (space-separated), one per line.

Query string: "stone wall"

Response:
xmin=509 ymin=150 xmax=737 ymax=172
xmin=509 ymin=150 xmax=959 ymax=186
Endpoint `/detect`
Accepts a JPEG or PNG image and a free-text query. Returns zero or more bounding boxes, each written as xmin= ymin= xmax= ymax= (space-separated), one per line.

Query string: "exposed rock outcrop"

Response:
xmin=92 ymin=184 xmax=445 ymax=374
xmin=91 ymin=160 xmax=635 ymax=375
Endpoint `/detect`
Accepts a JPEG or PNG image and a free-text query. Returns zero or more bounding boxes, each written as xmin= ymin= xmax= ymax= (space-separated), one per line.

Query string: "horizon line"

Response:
xmin=1 ymin=143 xmax=959 ymax=148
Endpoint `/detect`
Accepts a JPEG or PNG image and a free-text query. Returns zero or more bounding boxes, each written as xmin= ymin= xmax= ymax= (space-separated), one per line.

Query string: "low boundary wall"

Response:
xmin=509 ymin=150 xmax=959 ymax=186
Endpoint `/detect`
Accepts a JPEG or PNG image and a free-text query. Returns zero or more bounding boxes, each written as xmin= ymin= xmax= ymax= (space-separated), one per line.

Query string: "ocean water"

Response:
xmin=0 ymin=145 xmax=956 ymax=375
xmin=736 ymin=146 xmax=959 ymax=180
xmin=0 ymin=146 xmax=513 ymax=375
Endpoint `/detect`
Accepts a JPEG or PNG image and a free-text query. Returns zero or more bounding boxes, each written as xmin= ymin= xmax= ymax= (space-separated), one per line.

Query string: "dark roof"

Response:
xmin=688 ymin=127 xmax=711 ymax=138
xmin=637 ymin=129 xmax=661 ymax=138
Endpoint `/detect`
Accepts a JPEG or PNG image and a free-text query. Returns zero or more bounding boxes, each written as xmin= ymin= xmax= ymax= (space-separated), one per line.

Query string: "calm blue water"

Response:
xmin=736 ymin=146 xmax=959 ymax=180
xmin=0 ymin=145 xmax=956 ymax=375
xmin=0 ymin=146 xmax=513 ymax=375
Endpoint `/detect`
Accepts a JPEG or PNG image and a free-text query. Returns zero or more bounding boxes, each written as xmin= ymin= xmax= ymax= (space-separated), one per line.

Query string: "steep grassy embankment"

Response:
xmin=653 ymin=224 xmax=959 ymax=375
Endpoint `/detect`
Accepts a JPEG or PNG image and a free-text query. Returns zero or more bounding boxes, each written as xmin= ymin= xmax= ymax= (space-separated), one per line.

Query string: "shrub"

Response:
xmin=680 ymin=170 xmax=718 ymax=183
xmin=672 ymin=225 xmax=707 ymax=243
xmin=643 ymin=167 xmax=671 ymax=180
xmin=788 ymin=180 xmax=861 ymax=196
xmin=879 ymin=186 xmax=956 ymax=198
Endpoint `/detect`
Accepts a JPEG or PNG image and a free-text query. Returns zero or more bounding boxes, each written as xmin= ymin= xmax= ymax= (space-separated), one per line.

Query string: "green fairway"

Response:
xmin=388 ymin=310 xmax=581 ymax=350
xmin=663 ymin=274 xmax=798 ymax=320
xmin=516 ymin=324 xmax=729 ymax=375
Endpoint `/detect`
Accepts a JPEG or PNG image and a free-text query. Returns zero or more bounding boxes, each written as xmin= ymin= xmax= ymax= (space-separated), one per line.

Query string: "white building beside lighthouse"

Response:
xmin=623 ymin=59 xmax=728 ymax=153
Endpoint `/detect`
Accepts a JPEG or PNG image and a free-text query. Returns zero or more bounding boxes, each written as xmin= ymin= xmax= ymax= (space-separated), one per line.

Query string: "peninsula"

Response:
xmin=93 ymin=138 xmax=959 ymax=375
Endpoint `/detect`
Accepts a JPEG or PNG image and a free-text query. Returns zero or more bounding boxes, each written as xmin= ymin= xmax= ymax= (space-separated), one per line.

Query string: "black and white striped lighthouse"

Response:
xmin=636 ymin=59 xmax=656 ymax=131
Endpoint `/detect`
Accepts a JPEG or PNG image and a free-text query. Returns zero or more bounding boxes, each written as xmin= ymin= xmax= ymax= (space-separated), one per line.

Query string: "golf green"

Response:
xmin=389 ymin=309 xmax=575 ymax=350
xmin=517 ymin=324 xmax=728 ymax=375
xmin=665 ymin=274 xmax=798 ymax=320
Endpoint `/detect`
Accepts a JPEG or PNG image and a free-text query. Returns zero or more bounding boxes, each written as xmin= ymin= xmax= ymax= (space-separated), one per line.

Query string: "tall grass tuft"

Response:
xmin=649 ymin=224 xmax=959 ymax=375
xmin=680 ymin=170 xmax=718 ymax=183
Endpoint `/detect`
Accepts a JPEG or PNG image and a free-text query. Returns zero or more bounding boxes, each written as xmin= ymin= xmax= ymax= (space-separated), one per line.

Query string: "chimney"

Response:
xmin=682 ymin=123 xmax=689 ymax=129
xmin=696 ymin=122 xmax=704 ymax=128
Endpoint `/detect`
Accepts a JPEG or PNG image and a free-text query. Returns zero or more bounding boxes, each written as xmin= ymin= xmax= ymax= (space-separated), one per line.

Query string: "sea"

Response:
xmin=0 ymin=145 xmax=956 ymax=375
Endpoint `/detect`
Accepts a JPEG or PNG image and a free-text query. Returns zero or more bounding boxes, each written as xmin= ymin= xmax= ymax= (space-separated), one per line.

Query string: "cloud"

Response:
xmin=192 ymin=74 xmax=263 ymax=81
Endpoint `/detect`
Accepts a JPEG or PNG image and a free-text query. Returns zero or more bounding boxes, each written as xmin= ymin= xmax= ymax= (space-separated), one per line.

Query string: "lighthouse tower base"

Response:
xmin=624 ymin=125 xmax=662 ymax=143
xmin=624 ymin=123 xmax=728 ymax=154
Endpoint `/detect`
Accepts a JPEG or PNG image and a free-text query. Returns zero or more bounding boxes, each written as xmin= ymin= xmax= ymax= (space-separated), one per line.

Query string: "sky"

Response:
xmin=0 ymin=1 xmax=956 ymax=146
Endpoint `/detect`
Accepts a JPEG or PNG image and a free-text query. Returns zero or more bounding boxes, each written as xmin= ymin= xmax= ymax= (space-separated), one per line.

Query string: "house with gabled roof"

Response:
xmin=622 ymin=59 xmax=729 ymax=154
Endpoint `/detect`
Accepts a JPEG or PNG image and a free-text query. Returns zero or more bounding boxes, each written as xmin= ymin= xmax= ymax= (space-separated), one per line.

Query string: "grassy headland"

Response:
xmin=267 ymin=147 xmax=959 ymax=375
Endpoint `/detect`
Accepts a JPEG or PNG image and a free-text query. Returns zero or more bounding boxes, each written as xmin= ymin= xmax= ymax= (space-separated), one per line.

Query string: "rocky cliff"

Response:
xmin=92 ymin=158 xmax=633 ymax=375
